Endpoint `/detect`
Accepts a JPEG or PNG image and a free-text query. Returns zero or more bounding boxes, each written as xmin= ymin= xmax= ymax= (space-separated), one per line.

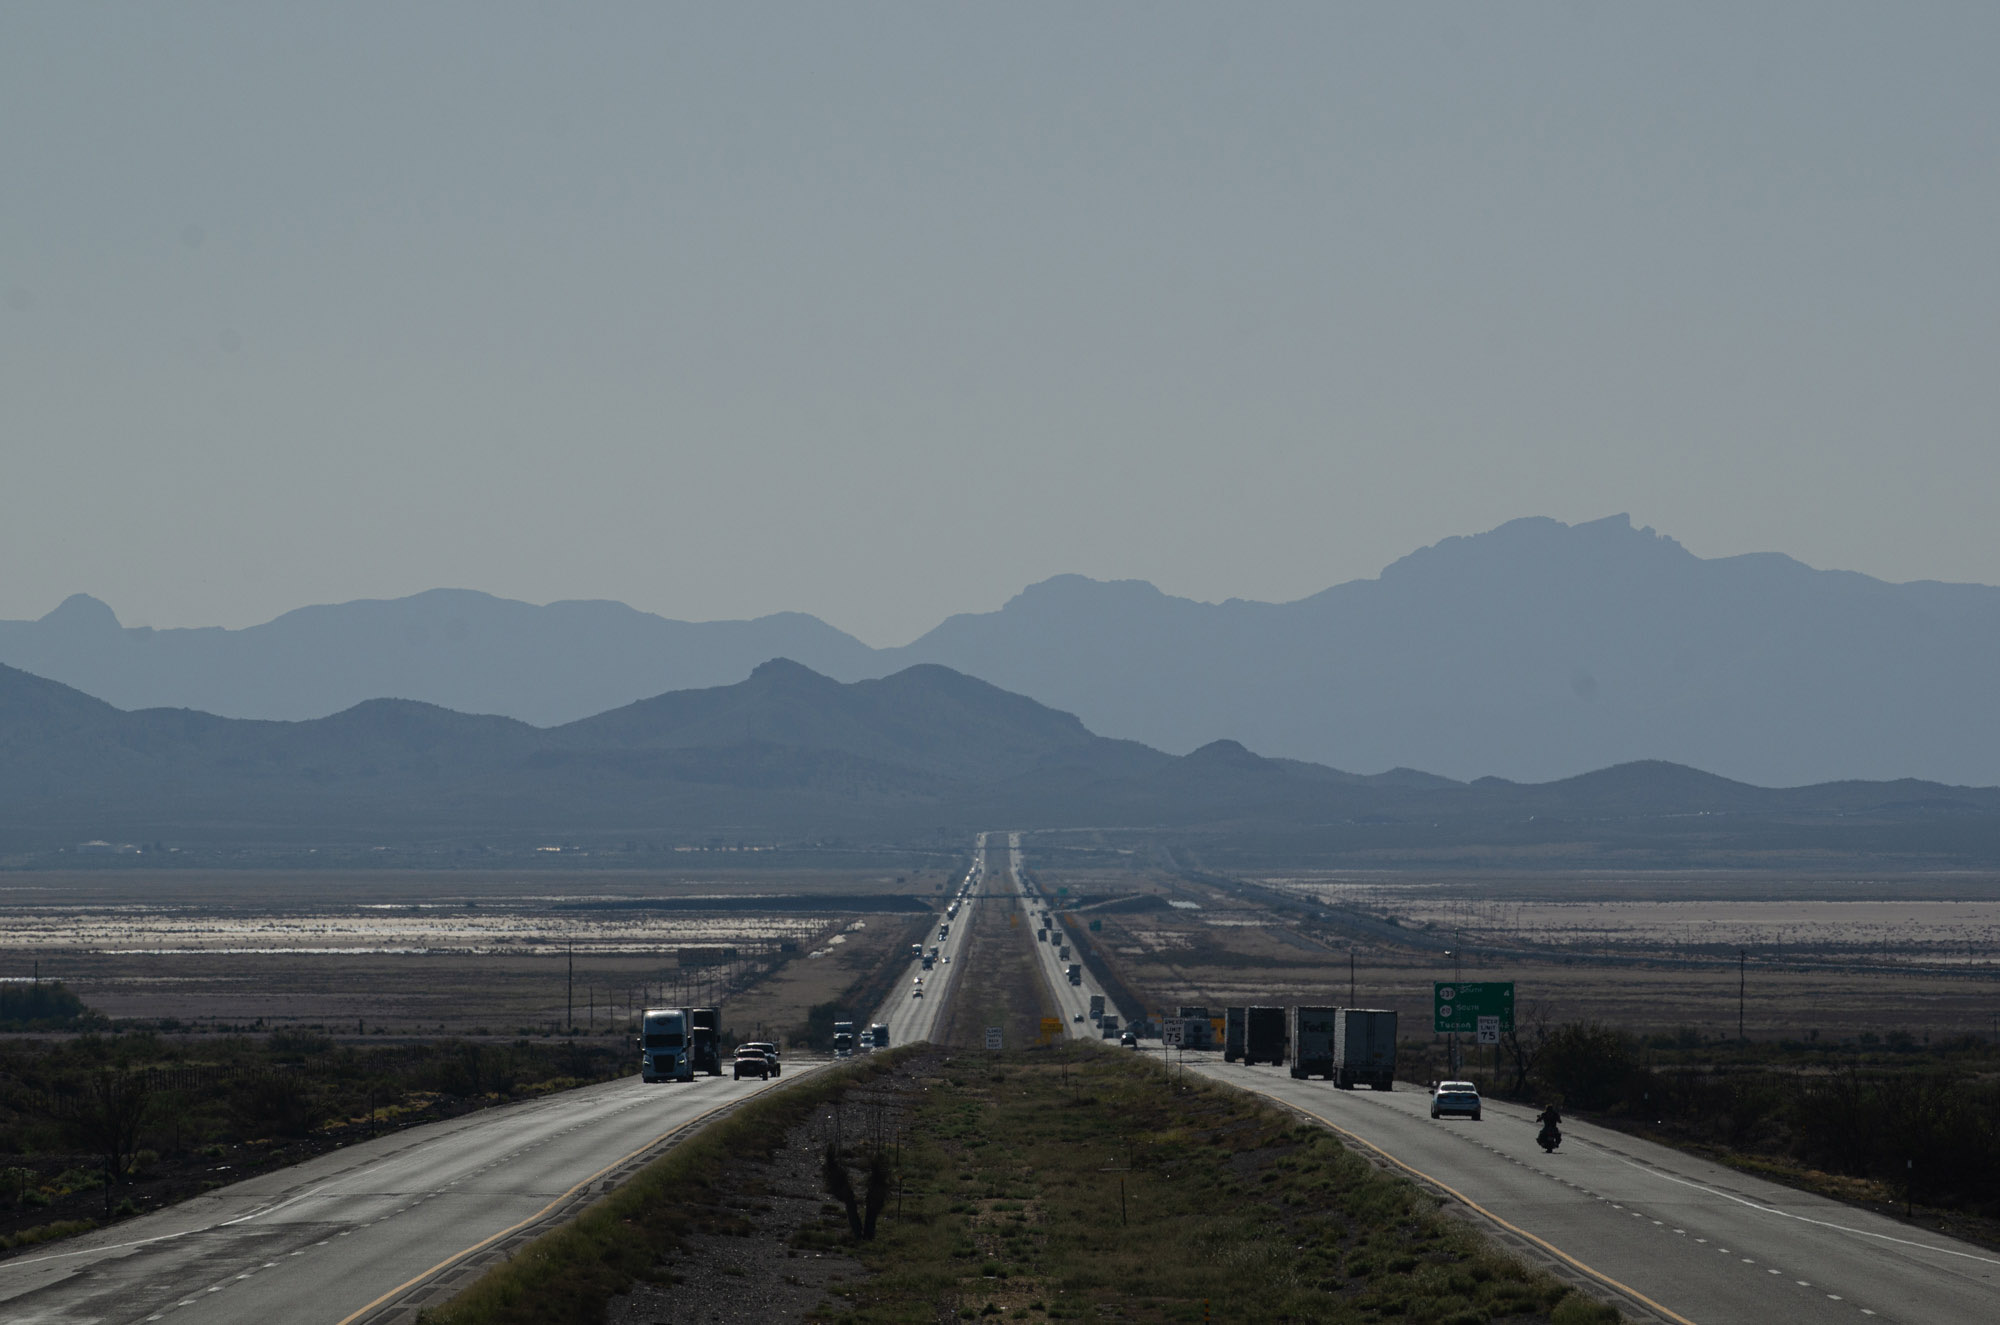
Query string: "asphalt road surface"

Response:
xmin=867 ymin=832 xmax=984 ymax=1047
xmin=1006 ymin=833 xmax=1121 ymax=1044
xmin=1185 ymin=1056 xmax=1999 ymax=1325
xmin=0 ymin=1063 xmax=818 ymax=1325
xmin=1 ymin=835 xmax=984 ymax=1325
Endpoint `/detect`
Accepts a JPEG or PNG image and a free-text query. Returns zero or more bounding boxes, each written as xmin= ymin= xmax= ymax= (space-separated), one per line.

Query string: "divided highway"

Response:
xmin=1003 ymin=834 xmax=1121 ymax=1041
xmin=999 ymin=842 xmax=1997 ymax=1323
xmin=0 ymin=840 xmax=982 ymax=1325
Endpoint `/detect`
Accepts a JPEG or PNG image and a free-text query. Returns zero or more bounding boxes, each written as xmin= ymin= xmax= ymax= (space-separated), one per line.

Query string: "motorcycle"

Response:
xmin=1535 ymin=1111 xmax=1563 ymax=1152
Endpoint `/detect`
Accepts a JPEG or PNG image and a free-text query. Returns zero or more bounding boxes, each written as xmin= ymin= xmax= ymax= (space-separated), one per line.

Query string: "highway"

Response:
xmin=1002 ymin=833 xmax=1122 ymax=1042
xmin=0 ymin=1067 xmax=818 ymax=1325
xmin=1178 ymin=1057 xmax=2000 ymax=1324
xmin=0 ymin=837 xmax=984 ymax=1325
xmin=867 ymin=831 xmax=984 ymax=1046
xmin=1001 ymin=849 xmax=1997 ymax=1323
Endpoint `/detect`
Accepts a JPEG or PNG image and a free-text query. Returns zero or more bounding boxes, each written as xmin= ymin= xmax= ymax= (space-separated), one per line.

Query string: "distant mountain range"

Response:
xmin=8 ymin=515 xmax=2000 ymax=786
xmin=3 ymin=657 xmax=1996 ymax=863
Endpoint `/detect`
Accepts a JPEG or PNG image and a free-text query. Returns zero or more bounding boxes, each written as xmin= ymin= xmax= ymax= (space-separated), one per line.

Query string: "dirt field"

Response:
xmin=0 ymin=868 xmax=952 ymax=1046
xmin=1021 ymin=851 xmax=2000 ymax=1042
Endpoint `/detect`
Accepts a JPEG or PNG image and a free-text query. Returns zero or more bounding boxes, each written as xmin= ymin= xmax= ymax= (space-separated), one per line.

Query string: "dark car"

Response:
xmin=733 ymin=1047 xmax=771 ymax=1080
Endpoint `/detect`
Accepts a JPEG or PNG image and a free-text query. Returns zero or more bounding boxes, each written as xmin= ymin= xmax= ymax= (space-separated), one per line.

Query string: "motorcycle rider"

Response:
xmin=1535 ymin=1102 xmax=1564 ymax=1150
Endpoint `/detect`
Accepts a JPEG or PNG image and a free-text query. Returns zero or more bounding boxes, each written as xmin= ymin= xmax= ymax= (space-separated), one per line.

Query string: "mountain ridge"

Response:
xmin=2 ymin=658 xmax=1996 ymax=865
xmin=10 ymin=515 xmax=2000 ymax=785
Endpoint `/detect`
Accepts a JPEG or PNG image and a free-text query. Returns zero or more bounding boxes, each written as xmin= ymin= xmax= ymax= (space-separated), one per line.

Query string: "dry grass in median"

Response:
xmin=819 ymin=1047 xmax=1618 ymax=1323
xmin=419 ymin=1051 xmax=914 ymax=1325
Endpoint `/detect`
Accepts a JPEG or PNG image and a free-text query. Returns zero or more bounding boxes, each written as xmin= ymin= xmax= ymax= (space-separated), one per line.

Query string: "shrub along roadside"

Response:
xmin=419 ymin=1049 xmax=915 ymax=1325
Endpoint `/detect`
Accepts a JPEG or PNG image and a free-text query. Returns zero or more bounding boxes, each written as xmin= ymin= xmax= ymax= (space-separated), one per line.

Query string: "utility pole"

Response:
xmin=566 ymin=939 xmax=574 ymax=1031
xmin=1445 ymin=946 xmax=1459 ymax=1075
xmin=1739 ymin=949 xmax=1746 ymax=1041
xmin=1349 ymin=948 xmax=1356 ymax=1006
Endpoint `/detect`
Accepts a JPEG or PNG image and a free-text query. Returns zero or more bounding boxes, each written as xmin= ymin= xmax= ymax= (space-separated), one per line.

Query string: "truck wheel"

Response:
xmin=1289 ymin=1067 xmax=1303 ymax=1079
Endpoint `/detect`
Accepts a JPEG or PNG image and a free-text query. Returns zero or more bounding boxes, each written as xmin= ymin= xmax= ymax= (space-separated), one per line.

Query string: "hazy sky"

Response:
xmin=5 ymin=4 xmax=1997 ymax=645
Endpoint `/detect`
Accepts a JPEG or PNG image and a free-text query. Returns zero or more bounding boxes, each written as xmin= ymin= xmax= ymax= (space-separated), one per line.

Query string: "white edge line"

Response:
xmin=1609 ymin=1153 xmax=2000 ymax=1268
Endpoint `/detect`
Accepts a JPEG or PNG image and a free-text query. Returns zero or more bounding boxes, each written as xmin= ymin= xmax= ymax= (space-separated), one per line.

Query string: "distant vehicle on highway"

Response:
xmin=733 ymin=1046 xmax=772 ymax=1079
xmin=869 ymin=1022 xmax=890 ymax=1049
xmin=1430 ymin=1080 xmax=1481 ymax=1120
xmin=1120 ymin=1030 xmax=1138 ymax=1048
xmin=640 ymin=1007 xmax=694 ymax=1083
xmin=857 ymin=1028 xmax=876 ymax=1052
xmin=833 ymin=1020 xmax=856 ymax=1058
xmin=740 ymin=1041 xmax=780 ymax=1075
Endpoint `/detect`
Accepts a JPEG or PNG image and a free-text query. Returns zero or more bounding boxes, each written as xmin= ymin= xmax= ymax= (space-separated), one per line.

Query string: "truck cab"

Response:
xmin=833 ymin=1020 xmax=856 ymax=1058
xmin=640 ymin=1008 xmax=694 ymax=1083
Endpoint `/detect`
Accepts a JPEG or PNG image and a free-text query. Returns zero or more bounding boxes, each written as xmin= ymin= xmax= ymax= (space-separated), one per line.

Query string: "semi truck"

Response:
xmin=870 ymin=1022 xmax=890 ymax=1049
xmin=1066 ymin=963 xmax=1083 ymax=985
xmin=1177 ymin=1005 xmax=1215 ymax=1050
xmin=1332 ymin=1008 xmax=1397 ymax=1089
xmin=1088 ymin=994 xmax=1106 ymax=1020
xmin=1288 ymin=1006 xmax=1396 ymax=1088
xmin=833 ymin=1019 xmax=856 ymax=1058
xmin=1244 ymin=1006 xmax=1286 ymax=1066
xmin=689 ymin=1006 xmax=723 ymax=1076
xmin=640 ymin=1007 xmax=694 ymax=1082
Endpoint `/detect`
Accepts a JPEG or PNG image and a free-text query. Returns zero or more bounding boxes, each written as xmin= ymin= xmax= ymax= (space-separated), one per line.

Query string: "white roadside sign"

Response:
xmin=985 ymin=1026 xmax=1003 ymax=1050
xmin=1476 ymin=1015 xmax=1501 ymax=1046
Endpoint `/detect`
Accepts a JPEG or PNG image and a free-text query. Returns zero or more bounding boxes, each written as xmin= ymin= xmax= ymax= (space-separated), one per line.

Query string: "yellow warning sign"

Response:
xmin=1039 ymin=1017 xmax=1063 ymax=1042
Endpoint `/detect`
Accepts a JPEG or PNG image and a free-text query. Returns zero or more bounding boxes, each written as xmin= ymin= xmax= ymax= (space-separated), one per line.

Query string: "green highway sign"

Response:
xmin=1434 ymin=981 xmax=1514 ymax=1034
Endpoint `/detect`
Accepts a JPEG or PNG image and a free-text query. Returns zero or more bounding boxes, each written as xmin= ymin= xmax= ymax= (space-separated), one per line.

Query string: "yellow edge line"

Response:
xmin=332 ymin=1081 xmax=783 ymax=1325
xmin=1285 ymin=1101 xmax=1698 ymax=1325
